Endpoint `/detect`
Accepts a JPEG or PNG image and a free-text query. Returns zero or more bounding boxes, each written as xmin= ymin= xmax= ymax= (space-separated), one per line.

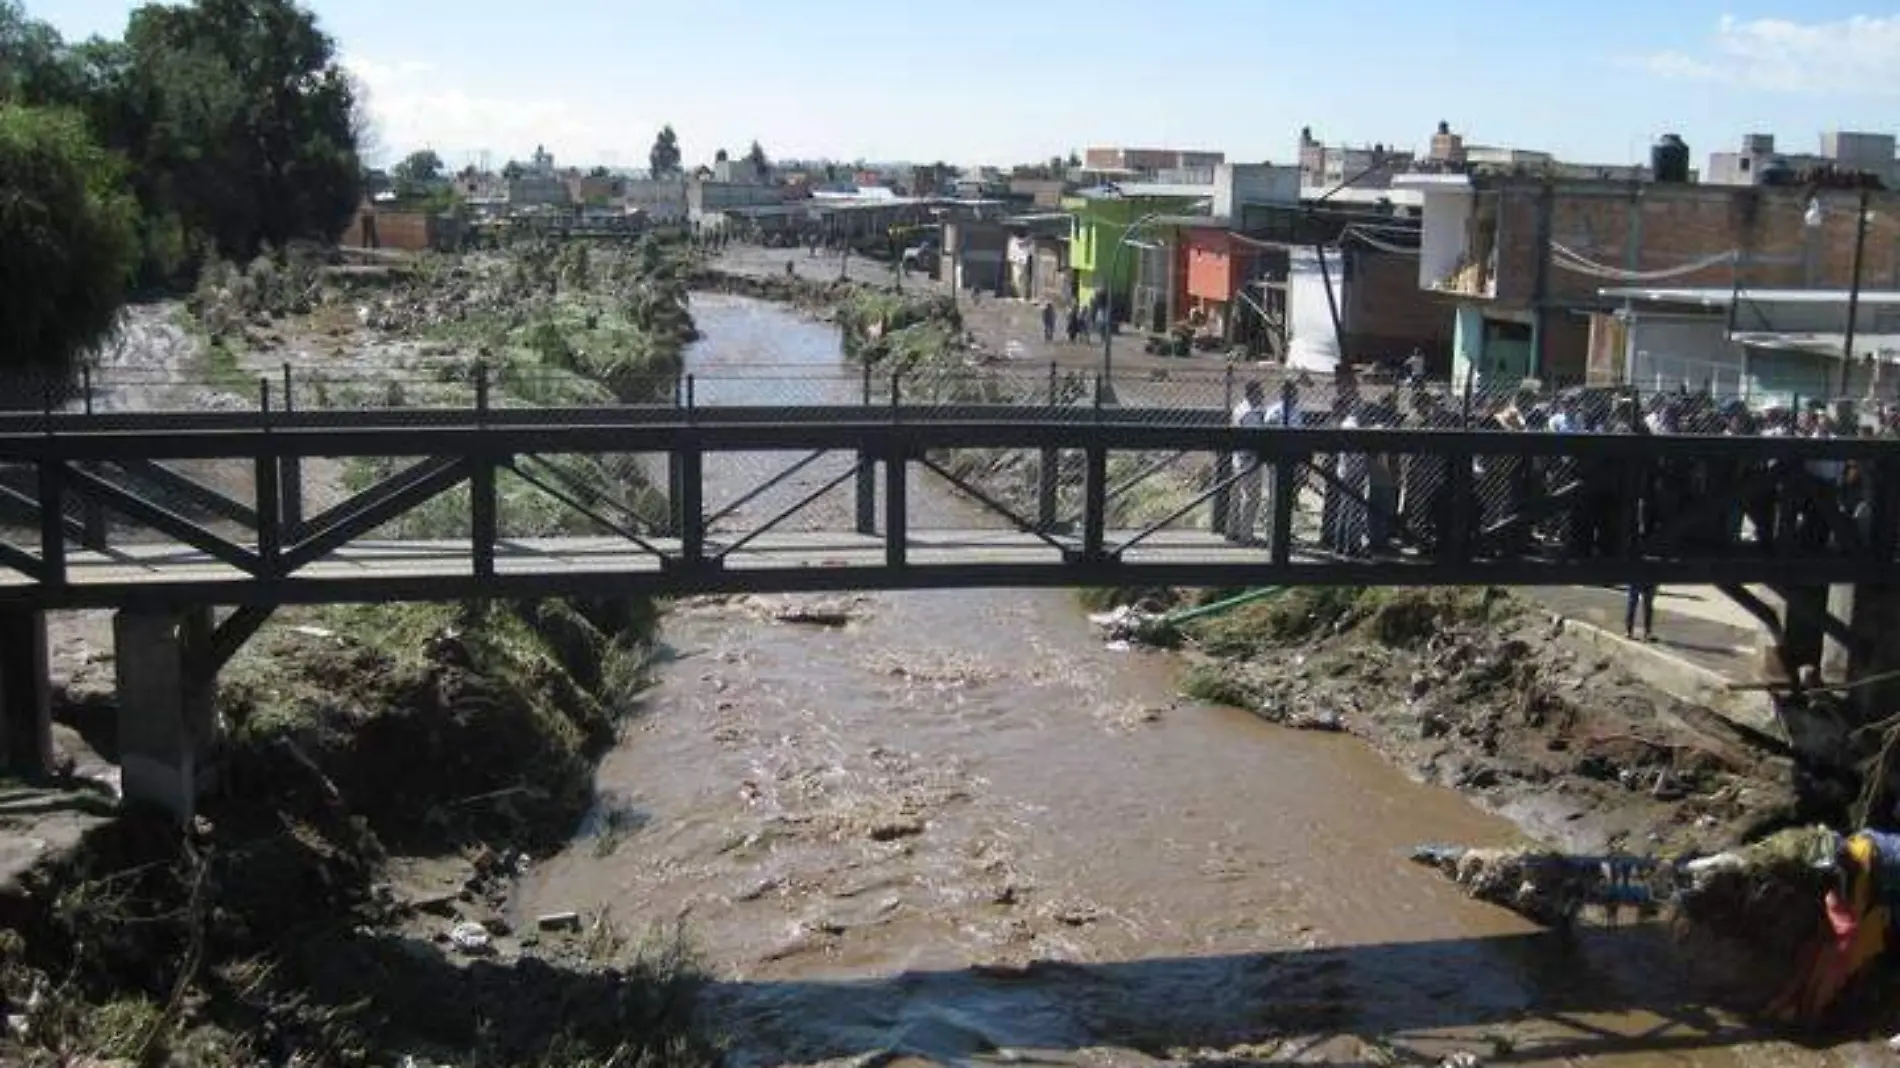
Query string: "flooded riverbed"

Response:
xmin=515 ymin=296 xmax=1769 ymax=1068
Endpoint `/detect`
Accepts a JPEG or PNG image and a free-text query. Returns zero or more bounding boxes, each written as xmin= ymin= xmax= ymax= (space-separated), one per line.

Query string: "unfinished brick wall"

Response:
xmin=1491 ymin=181 xmax=1900 ymax=306
xmin=1343 ymin=247 xmax=1454 ymax=363
xmin=371 ymin=212 xmax=436 ymax=252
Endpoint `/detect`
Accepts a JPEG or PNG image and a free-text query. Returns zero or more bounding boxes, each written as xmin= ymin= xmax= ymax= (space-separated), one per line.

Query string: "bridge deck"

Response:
xmin=1 ymin=529 xmax=1270 ymax=601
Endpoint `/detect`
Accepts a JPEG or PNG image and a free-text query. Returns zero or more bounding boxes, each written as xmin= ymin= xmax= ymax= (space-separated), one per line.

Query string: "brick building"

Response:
xmin=342 ymin=200 xmax=463 ymax=253
xmin=1398 ymin=172 xmax=1900 ymax=384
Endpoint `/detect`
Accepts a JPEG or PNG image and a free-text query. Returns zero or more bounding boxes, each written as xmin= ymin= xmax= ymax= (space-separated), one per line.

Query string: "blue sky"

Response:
xmin=28 ymin=0 xmax=1900 ymax=171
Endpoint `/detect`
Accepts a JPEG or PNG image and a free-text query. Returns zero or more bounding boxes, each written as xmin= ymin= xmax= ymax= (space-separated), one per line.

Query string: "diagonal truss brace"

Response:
xmin=713 ymin=459 xmax=865 ymax=561
xmin=917 ymin=455 xmax=1072 ymax=553
xmin=280 ymin=459 xmax=470 ymax=574
xmin=65 ymin=463 xmax=261 ymax=574
xmin=506 ymin=458 xmax=667 ymax=558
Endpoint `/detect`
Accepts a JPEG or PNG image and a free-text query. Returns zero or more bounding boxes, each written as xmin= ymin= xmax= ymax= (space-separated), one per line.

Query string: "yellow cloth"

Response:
xmin=1839 ymin=834 xmax=1889 ymax=977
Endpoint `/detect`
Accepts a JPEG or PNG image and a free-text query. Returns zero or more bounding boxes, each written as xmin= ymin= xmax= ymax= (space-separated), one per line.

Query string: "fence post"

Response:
xmin=1461 ymin=368 xmax=1475 ymax=425
xmin=862 ymin=362 xmax=873 ymax=407
xmin=81 ymin=366 xmax=92 ymax=416
xmin=255 ymin=378 xmax=281 ymax=569
xmin=1047 ymin=362 xmax=1059 ymax=406
xmin=274 ymin=364 xmax=304 ymax=536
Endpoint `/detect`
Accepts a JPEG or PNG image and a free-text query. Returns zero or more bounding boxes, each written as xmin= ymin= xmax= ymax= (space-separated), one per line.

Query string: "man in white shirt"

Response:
xmin=1225 ymin=381 xmax=1267 ymax=543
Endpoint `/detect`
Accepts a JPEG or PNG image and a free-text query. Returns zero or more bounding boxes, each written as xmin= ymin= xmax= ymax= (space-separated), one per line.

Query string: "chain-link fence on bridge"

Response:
xmin=2 ymin=358 xmax=1892 ymax=575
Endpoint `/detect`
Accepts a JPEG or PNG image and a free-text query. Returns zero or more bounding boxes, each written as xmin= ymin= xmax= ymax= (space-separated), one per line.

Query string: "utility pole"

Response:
xmin=1529 ymin=180 xmax=1555 ymax=380
xmin=1843 ymin=185 xmax=1870 ymax=398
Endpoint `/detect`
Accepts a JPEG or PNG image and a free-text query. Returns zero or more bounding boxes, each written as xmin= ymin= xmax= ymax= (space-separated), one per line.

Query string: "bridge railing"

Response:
xmin=1 ymin=412 xmax=1897 ymax=609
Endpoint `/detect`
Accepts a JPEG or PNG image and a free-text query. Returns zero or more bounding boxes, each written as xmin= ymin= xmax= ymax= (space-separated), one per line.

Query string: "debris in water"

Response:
xmin=1088 ymin=604 xmax=1172 ymax=646
xmin=771 ymin=602 xmax=858 ymax=627
xmin=536 ymin=911 xmax=582 ymax=932
xmin=448 ymin=921 xmax=493 ymax=955
xmin=1410 ymin=845 xmax=1663 ymax=927
xmin=866 ymin=815 xmax=925 ymax=842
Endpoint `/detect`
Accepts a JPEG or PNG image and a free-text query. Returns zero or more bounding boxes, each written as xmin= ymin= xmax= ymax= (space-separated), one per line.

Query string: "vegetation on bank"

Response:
xmin=835 ymin=288 xmax=964 ymax=373
xmin=0 ymin=239 xmax=712 ymax=1066
xmin=0 ymin=600 xmax=710 ymax=1066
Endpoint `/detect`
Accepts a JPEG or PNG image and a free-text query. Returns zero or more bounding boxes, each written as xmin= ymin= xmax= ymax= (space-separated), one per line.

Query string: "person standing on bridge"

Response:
xmin=1042 ymin=301 xmax=1057 ymax=343
xmin=1226 ymin=381 xmax=1268 ymax=545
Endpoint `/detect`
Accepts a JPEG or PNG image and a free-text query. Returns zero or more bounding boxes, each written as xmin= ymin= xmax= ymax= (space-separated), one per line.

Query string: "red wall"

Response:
xmin=1185 ymin=230 xmax=1240 ymax=302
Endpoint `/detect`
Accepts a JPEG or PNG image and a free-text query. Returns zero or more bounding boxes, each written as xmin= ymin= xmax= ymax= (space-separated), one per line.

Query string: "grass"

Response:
xmin=1185 ymin=586 xmax=1511 ymax=659
xmin=1180 ymin=663 xmax=1258 ymax=708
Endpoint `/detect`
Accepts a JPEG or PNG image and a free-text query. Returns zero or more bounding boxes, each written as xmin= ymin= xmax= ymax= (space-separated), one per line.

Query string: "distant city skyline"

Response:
xmin=28 ymin=0 xmax=1900 ymax=172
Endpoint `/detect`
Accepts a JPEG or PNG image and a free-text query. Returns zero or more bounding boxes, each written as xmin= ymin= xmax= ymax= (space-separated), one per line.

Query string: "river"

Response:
xmin=513 ymin=295 xmax=1763 ymax=1068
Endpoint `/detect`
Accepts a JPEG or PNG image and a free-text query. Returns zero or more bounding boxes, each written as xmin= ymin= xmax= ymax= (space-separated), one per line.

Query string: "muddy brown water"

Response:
xmin=515 ymin=296 xmax=1780 ymax=1068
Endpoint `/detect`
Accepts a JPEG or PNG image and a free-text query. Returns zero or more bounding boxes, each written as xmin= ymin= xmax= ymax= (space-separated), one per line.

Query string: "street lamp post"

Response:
xmin=1098 ymin=200 xmax=1211 ymax=403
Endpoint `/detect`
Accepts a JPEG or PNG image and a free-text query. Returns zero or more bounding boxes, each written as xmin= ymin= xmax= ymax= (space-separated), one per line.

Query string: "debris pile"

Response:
xmin=1409 ymin=845 xmax=1665 ymax=927
xmin=1087 ymin=604 xmax=1177 ymax=648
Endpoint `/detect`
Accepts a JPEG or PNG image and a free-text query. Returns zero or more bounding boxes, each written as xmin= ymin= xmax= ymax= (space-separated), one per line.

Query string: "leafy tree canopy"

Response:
xmin=0 ymin=104 xmax=137 ymax=377
xmin=648 ymin=123 xmax=680 ymax=177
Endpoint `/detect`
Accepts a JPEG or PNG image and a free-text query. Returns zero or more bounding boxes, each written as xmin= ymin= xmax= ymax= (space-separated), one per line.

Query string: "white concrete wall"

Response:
xmin=1213 ymin=164 xmax=1300 ymax=217
xmin=1418 ymin=189 xmax=1472 ymax=290
xmin=1287 ymin=247 xmax=1344 ymax=373
xmin=1627 ymin=316 xmax=1746 ymax=394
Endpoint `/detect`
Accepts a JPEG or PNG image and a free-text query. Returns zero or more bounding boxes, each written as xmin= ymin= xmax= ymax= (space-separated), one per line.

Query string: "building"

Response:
xmin=1007 ymin=178 xmax=1068 ymax=209
xmin=1297 ymin=127 xmax=1416 ymax=191
xmin=1706 ymin=131 xmax=1895 ymax=188
xmin=1083 ymin=147 xmax=1225 ymax=177
xmin=1004 ymin=214 xmax=1073 ymax=302
xmin=941 ymin=219 xmax=1011 ymax=294
xmin=688 ymin=178 xmax=788 ymax=218
xmin=1065 ymin=190 xmax=1205 ymax=314
xmin=1397 ymin=171 xmax=1900 ymax=385
xmin=1427 ymin=123 xmax=1653 ymax=182
xmin=341 ymin=200 xmax=464 ymax=253
xmin=621 ymin=177 xmax=689 ymax=221
xmin=1588 ymin=287 xmax=1900 ymax=403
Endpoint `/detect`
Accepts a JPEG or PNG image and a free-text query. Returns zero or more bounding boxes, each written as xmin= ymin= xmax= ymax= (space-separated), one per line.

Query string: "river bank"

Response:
xmin=0 ymin=241 xmax=717 ymax=1066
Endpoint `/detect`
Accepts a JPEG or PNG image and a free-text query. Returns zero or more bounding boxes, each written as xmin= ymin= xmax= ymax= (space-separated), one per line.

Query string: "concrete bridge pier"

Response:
xmin=1828 ymin=582 xmax=1900 ymax=720
xmin=0 ymin=607 xmax=53 ymax=779
xmin=115 ymin=607 xmax=217 ymax=821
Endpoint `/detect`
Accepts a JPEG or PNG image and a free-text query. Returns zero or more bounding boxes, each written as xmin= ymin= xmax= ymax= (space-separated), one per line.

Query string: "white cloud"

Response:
xmin=1635 ymin=13 xmax=1900 ymax=93
xmin=343 ymin=55 xmax=610 ymax=166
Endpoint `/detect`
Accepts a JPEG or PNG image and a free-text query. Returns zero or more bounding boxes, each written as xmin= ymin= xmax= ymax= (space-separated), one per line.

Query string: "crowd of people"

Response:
xmin=1220 ymin=377 xmax=1893 ymax=641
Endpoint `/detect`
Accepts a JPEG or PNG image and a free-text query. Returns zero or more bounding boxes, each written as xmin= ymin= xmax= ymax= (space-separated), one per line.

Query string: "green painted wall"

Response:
xmin=1063 ymin=194 xmax=1200 ymax=311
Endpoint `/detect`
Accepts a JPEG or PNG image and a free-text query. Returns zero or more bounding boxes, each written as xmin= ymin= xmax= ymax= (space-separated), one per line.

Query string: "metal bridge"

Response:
xmin=2 ymin=399 xmax=1894 ymax=605
xmin=5 ymin=386 xmax=1898 ymax=816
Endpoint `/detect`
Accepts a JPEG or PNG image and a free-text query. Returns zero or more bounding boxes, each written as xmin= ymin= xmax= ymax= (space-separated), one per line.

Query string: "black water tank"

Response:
xmin=1652 ymin=134 xmax=1690 ymax=183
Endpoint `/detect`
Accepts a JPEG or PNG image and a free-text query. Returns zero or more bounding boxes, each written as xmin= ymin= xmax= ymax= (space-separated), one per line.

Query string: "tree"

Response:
xmin=0 ymin=1 xmax=82 ymax=106
xmin=587 ymin=164 xmax=609 ymax=178
xmin=746 ymin=139 xmax=768 ymax=177
xmin=104 ymin=0 xmax=362 ymax=261
xmin=502 ymin=160 xmax=524 ymax=181
xmin=1066 ymin=150 xmax=1081 ymax=168
xmin=0 ymin=105 xmax=137 ymax=381
xmin=648 ymin=124 xmax=680 ymax=177
xmin=391 ymin=148 xmax=443 ymax=196
xmin=713 ymin=147 xmax=728 ymax=163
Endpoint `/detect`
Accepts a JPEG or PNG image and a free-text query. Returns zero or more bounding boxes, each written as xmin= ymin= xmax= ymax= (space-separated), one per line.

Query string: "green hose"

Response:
xmin=1157 ymin=586 xmax=1286 ymax=628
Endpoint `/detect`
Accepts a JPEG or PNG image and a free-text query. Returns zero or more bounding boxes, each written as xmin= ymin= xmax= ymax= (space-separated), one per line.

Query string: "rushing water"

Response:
xmin=515 ymin=295 xmax=1775 ymax=1068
